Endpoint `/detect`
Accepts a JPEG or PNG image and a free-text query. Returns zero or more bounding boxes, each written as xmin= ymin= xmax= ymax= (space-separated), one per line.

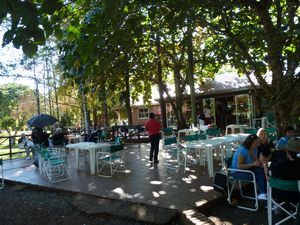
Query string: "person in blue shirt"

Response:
xmin=231 ymin=134 xmax=267 ymax=200
xmin=276 ymin=126 xmax=295 ymax=150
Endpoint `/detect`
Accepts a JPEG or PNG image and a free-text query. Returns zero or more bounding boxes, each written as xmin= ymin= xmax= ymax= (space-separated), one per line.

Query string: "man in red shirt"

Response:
xmin=145 ymin=113 xmax=161 ymax=164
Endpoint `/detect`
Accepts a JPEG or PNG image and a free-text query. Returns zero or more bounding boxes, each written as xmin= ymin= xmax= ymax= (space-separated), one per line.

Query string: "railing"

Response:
xmin=0 ymin=134 xmax=30 ymax=159
xmin=111 ymin=125 xmax=148 ymax=143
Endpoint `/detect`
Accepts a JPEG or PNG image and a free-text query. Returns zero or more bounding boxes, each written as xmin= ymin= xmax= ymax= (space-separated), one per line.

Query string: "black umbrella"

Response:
xmin=27 ymin=114 xmax=58 ymax=128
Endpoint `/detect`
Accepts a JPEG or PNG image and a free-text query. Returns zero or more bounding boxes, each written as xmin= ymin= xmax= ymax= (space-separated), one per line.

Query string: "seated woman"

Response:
xmin=231 ymin=134 xmax=267 ymax=200
xmin=256 ymin=128 xmax=275 ymax=179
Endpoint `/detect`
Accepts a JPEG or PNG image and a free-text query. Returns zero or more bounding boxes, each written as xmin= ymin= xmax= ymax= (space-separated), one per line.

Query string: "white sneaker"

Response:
xmin=258 ymin=193 xmax=267 ymax=200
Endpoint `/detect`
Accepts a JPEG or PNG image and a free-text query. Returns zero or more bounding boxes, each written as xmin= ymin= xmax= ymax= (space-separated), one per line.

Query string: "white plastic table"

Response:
xmin=66 ymin=142 xmax=112 ymax=175
xmin=186 ymin=133 xmax=249 ymax=177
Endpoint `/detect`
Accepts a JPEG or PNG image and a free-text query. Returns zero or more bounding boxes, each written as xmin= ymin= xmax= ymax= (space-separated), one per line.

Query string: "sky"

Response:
xmin=0 ymin=30 xmax=36 ymax=89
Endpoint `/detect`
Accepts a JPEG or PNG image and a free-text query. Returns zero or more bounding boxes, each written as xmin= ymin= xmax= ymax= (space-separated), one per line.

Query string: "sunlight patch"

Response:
xmin=88 ymin=182 xmax=97 ymax=191
xmin=194 ymin=199 xmax=207 ymax=207
xmin=200 ymin=185 xmax=213 ymax=192
xmin=124 ymin=169 xmax=131 ymax=174
xmin=152 ymin=191 xmax=160 ymax=198
xmin=150 ymin=180 xmax=162 ymax=185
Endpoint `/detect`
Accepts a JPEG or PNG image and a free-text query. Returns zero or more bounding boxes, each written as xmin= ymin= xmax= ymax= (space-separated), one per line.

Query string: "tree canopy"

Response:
xmin=1 ymin=0 xmax=299 ymax=132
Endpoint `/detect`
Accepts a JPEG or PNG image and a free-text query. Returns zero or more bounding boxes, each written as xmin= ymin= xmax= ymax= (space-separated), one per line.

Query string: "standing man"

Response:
xmin=203 ymin=105 xmax=212 ymax=125
xmin=145 ymin=112 xmax=161 ymax=164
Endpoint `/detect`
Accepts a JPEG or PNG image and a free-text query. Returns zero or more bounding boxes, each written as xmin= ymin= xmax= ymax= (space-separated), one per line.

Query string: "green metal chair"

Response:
xmin=244 ymin=128 xmax=258 ymax=134
xmin=267 ymin=176 xmax=299 ymax=225
xmin=0 ymin=158 xmax=4 ymax=189
xmin=265 ymin=127 xmax=278 ymax=143
xmin=41 ymin=147 xmax=71 ymax=183
xmin=265 ymin=111 xmax=276 ymax=128
xmin=221 ymin=150 xmax=259 ymax=211
xmin=206 ymin=128 xmax=221 ymax=138
xmin=96 ymin=144 xmax=125 ymax=177
xmin=161 ymin=127 xmax=175 ymax=138
xmin=163 ymin=136 xmax=184 ymax=171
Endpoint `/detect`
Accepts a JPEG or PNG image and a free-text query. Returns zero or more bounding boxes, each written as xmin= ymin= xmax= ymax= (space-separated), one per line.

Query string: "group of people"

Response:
xmin=230 ymin=126 xmax=299 ymax=223
xmin=18 ymin=127 xmax=68 ymax=163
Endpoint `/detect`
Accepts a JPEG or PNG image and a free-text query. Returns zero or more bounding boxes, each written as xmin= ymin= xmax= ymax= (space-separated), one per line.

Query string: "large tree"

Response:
xmin=201 ymin=0 xmax=300 ymax=132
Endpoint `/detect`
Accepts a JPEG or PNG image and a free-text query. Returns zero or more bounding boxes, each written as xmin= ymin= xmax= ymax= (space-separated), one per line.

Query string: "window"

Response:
xmin=138 ymin=108 xmax=149 ymax=119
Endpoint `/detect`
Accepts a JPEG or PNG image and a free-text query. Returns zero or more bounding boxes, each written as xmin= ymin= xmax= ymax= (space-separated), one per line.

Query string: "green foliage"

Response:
xmin=0 ymin=84 xmax=35 ymax=134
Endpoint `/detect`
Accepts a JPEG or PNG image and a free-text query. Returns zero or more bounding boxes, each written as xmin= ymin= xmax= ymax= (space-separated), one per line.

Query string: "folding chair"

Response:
xmin=206 ymin=128 xmax=221 ymax=138
xmin=0 ymin=158 xmax=4 ymax=189
xmin=183 ymin=133 xmax=200 ymax=170
xmin=265 ymin=127 xmax=278 ymax=144
xmin=267 ymin=176 xmax=299 ymax=225
xmin=222 ymin=150 xmax=259 ymax=211
xmin=163 ymin=136 xmax=185 ymax=171
xmin=244 ymin=128 xmax=258 ymax=134
xmin=41 ymin=147 xmax=71 ymax=183
xmin=96 ymin=144 xmax=125 ymax=178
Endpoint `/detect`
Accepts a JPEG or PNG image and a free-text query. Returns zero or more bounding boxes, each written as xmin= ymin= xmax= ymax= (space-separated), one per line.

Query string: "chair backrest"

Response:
xmin=265 ymin=127 xmax=277 ymax=134
xmin=52 ymin=139 xmax=65 ymax=146
xmin=164 ymin=136 xmax=177 ymax=146
xmin=184 ymin=134 xmax=198 ymax=142
xmin=269 ymin=176 xmax=299 ymax=192
xmin=162 ymin=127 xmax=174 ymax=137
xmin=244 ymin=128 xmax=257 ymax=134
xmin=109 ymin=144 xmax=124 ymax=153
xmin=206 ymin=128 xmax=221 ymax=137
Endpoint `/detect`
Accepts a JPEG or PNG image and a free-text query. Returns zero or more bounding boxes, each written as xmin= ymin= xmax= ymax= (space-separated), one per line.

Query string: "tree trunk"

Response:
xmin=99 ymin=77 xmax=109 ymax=126
xmin=155 ymin=35 xmax=167 ymax=128
xmin=187 ymin=23 xmax=196 ymax=126
xmin=173 ymin=63 xmax=186 ymax=129
xmin=124 ymin=68 xmax=133 ymax=125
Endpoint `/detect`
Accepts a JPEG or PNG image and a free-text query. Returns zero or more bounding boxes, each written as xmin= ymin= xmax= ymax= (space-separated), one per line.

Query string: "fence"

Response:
xmin=0 ymin=134 xmax=28 ymax=159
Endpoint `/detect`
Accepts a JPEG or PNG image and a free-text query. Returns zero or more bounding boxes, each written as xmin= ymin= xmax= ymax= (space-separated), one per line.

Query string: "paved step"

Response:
xmin=71 ymin=193 xmax=179 ymax=224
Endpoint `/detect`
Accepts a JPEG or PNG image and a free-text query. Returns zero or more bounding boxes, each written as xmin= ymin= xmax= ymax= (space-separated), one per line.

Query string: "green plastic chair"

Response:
xmin=267 ymin=176 xmax=299 ymax=225
xmin=0 ymin=158 xmax=4 ymax=189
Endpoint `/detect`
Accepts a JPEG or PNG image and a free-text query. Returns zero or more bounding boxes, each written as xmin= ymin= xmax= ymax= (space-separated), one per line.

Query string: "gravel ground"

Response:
xmin=0 ymin=182 xmax=181 ymax=225
xmin=2 ymin=182 xmax=290 ymax=225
